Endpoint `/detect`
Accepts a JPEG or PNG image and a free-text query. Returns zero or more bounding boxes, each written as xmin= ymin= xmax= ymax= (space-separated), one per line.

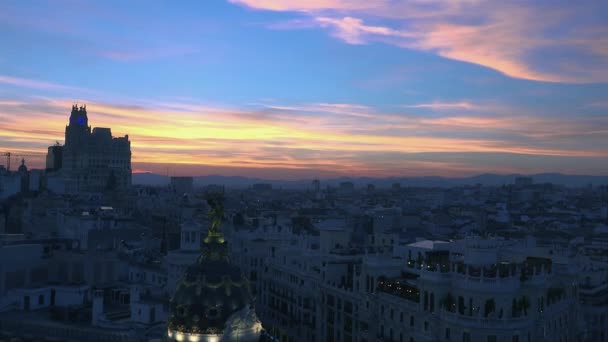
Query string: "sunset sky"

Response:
xmin=1 ymin=0 xmax=607 ymax=179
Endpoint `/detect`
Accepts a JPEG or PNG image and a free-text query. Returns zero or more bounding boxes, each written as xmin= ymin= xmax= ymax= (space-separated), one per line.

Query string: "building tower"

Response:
xmin=65 ymin=104 xmax=91 ymax=147
xmin=57 ymin=105 xmax=132 ymax=192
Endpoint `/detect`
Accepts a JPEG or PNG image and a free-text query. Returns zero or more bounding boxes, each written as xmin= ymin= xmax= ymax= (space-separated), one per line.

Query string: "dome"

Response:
xmin=17 ymin=159 xmax=28 ymax=173
xmin=167 ymin=196 xmax=262 ymax=342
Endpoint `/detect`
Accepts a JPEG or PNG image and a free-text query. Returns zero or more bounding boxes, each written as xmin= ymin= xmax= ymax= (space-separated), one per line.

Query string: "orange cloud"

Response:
xmin=1 ymin=94 xmax=606 ymax=178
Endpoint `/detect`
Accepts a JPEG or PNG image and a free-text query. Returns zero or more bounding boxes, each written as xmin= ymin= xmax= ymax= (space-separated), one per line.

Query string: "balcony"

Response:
xmin=377 ymin=278 xmax=420 ymax=303
xmin=439 ymin=310 xmax=532 ymax=329
xmin=451 ymin=273 xmax=520 ymax=292
xmin=419 ymin=267 xmax=451 ymax=282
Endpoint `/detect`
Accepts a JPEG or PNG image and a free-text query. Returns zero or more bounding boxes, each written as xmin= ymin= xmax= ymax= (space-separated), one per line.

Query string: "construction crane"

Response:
xmin=1 ymin=152 xmax=46 ymax=172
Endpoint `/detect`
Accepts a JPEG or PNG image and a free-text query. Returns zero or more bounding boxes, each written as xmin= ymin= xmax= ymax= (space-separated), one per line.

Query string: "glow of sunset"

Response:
xmin=0 ymin=1 xmax=606 ymax=179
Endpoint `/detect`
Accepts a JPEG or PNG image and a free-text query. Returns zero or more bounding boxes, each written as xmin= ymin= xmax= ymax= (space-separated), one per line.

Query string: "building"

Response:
xmin=231 ymin=223 xmax=586 ymax=342
xmin=46 ymin=144 xmax=63 ymax=172
xmin=515 ymin=177 xmax=534 ymax=187
xmin=56 ymin=104 xmax=131 ymax=193
xmin=165 ymin=219 xmax=203 ymax=295
xmin=170 ymin=176 xmax=194 ymax=194
xmin=167 ymin=198 xmax=264 ymax=342
xmin=253 ymin=183 xmax=273 ymax=191
xmin=0 ymin=172 xmax=21 ymax=200
xmin=312 ymin=179 xmax=320 ymax=193
xmin=374 ymin=237 xmax=583 ymax=342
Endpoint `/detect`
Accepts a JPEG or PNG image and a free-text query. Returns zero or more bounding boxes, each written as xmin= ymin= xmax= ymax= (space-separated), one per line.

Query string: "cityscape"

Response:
xmin=1 ymin=1 xmax=607 ymax=342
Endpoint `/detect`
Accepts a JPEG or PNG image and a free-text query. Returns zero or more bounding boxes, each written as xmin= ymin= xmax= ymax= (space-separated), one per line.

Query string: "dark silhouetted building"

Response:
xmin=170 ymin=176 xmax=194 ymax=194
xmin=45 ymin=144 xmax=63 ymax=172
xmin=57 ymin=105 xmax=131 ymax=192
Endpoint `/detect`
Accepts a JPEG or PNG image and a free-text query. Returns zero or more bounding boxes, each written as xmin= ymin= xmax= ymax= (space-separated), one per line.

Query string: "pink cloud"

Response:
xmin=402 ymin=101 xmax=478 ymax=110
xmin=240 ymin=0 xmax=608 ymax=83
xmin=229 ymin=0 xmax=380 ymax=12
xmin=0 ymin=75 xmax=75 ymax=91
xmin=314 ymin=16 xmax=414 ymax=44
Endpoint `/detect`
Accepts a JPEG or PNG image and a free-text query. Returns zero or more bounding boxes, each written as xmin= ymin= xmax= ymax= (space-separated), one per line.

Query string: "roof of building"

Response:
xmin=408 ymin=240 xmax=449 ymax=250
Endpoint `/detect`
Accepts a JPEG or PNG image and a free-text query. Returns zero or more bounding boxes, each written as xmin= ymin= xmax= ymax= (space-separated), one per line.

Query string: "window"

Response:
xmin=410 ymin=316 xmax=414 ymax=327
xmin=445 ymin=328 xmax=451 ymax=340
xmin=488 ymin=336 xmax=497 ymax=342
xmin=513 ymin=336 xmax=520 ymax=342
xmin=345 ymin=301 xmax=353 ymax=314
xmin=327 ymin=295 xmax=335 ymax=307
xmin=463 ymin=332 xmax=471 ymax=342
xmin=38 ymin=295 xmax=44 ymax=305
xmin=424 ymin=321 xmax=428 ymax=331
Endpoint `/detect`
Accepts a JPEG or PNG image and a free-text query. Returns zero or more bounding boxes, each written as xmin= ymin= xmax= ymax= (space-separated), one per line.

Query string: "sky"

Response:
xmin=0 ymin=0 xmax=607 ymax=179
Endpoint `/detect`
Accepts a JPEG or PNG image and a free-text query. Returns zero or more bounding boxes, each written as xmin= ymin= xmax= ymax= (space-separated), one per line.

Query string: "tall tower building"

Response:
xmin=59 ymin=105 xmax=132 ymax=192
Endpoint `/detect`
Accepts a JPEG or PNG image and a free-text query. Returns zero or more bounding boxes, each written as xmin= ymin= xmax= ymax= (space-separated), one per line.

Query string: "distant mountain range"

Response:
xmin=132 ymin=172 xmax=608 ymax=188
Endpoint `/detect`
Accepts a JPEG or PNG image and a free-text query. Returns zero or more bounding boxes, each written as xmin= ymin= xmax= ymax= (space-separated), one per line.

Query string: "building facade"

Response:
xmin=231 ymin=224 xmax=586 ymax=342
xmin=58 ymin=105 xmax=131 ymax=193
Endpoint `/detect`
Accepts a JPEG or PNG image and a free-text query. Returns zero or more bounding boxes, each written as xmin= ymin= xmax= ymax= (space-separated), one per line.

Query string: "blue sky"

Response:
xmin=0 ymin=0 xmax=607 ymax=178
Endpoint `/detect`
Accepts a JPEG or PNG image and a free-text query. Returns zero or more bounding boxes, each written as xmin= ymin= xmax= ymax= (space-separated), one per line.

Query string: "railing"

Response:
xmin=439 ymin=310 xmax=532 ymax=328
xmin=451 ymin=273 xmax=520 ymax=292
xmin=419 ymin=269 xmax=451 ymax=282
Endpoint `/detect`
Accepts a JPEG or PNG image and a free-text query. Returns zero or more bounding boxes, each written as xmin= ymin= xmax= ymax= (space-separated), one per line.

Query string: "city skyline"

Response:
xmin=1 ymin=1 xmax=607 ymax=179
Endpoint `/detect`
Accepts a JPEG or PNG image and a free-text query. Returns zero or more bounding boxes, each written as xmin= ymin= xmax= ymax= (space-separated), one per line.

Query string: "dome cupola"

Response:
xmin=167 ymin=194 xmax=262 ymax=342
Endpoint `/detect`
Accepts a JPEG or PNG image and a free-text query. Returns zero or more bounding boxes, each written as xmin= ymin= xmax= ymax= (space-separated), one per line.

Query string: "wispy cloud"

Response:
xmin=237 ymin=0 xmax=608 ymax=83
xmin=229 ymin=0 xmax=379 ymax=12
xmin=402 ymin=101 xmax=478 ymax=111
xmin=314 ymin=16 xmax=414 ymax=44
xmin=96 ymin=46 xmax=199 ymax=62
xmin=0 ymin=75 xmax=76 ymax=91
xmin=587 ymin=101 xmax=608 ymax=109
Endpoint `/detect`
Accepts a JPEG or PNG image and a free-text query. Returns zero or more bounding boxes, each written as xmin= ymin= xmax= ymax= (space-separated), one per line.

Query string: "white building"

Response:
xmin=164 ymin=219 xmax=203 ymax=295
xmin=231 ymin=225 xmax=586 ymax=342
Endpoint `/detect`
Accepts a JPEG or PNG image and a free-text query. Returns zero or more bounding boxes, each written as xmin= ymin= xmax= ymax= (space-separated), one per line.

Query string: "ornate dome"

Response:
xmin=167 ymin=195 xmax=262 ymax=342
